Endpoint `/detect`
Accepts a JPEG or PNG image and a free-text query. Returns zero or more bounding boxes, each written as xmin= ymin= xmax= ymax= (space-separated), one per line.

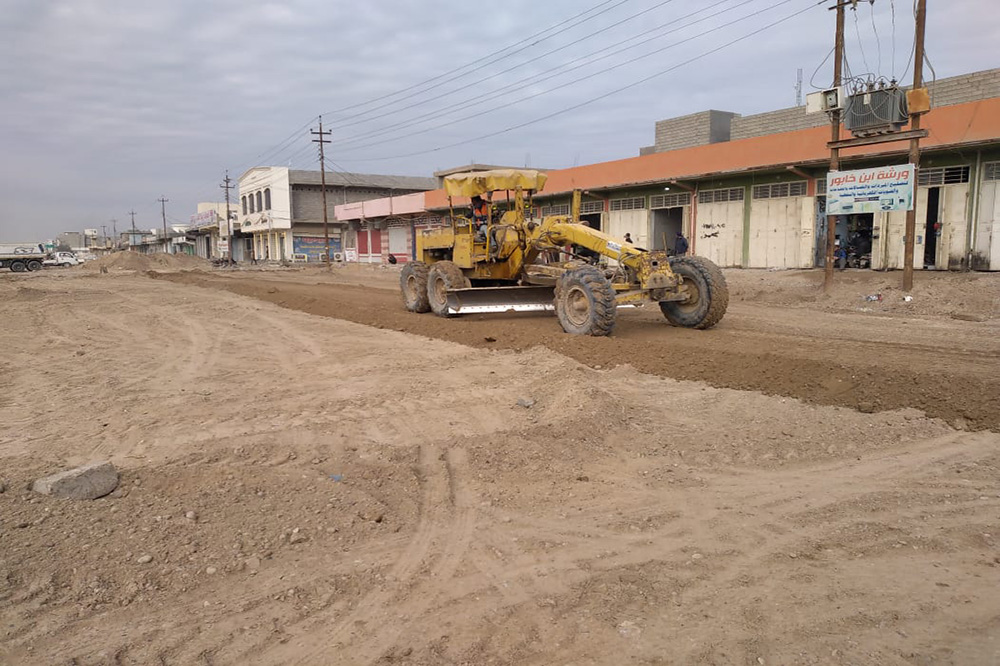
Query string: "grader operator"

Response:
xmin=399 ymin=169 xmax=727 ymax=336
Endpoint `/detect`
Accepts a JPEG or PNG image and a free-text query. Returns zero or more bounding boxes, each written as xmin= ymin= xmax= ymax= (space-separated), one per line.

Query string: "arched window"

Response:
xmin=249 ymin=193 xmax=255 ymax=214
xmin=242 ymin=196 xmax=247 ymax=215
xmin=256 ymin=191 xmax=263 ymax=212
xmin=264 ymin=188 xmax=271 ymax=210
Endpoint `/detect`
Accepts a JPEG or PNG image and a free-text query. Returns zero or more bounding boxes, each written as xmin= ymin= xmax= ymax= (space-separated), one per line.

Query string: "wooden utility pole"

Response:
xmin=902 ymin=0 xmax=927 ymax=292
xmin=128 ymin=210 xmax=138 ymax=252
xmin=823 ymin=0 xmax=846 ymax=293
xmin=158 ymin=196 xmax=170 ymax=254
xmin=220 ymin=172 xmax=234 ymax=265
xmin=311 ymin=117 xmax=333 ymax=267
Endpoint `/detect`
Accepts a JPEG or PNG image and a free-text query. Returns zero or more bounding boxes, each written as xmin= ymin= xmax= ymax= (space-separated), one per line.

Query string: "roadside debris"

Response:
xmin=32 ymin=461 xmax=119 ymax=500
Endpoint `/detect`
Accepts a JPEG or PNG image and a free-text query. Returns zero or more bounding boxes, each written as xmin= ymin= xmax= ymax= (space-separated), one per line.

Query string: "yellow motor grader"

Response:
xmin=399 ymin=169 xmax=727 ymax=336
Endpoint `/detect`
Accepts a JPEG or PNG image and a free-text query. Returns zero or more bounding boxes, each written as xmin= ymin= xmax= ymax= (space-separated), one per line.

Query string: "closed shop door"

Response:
xmin=975 ymin=179 xmax=1000 ymax=270
xmin=388 ymin=227 xmax=408 ymax=260
xmin=696 ymin=201 xmax=743 ymax=267
xmin=606 ymin=210 xmax=649 ymax=247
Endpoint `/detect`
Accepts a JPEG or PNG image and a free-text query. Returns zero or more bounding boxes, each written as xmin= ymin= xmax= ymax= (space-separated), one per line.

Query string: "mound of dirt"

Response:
xmin=727 ymin=268 xmax=1000 ymax=319
xmin=85 ymin=252 xmax=209 ymax=272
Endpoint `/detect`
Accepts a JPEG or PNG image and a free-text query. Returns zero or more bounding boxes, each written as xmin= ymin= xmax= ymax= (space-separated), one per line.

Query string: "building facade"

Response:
xmin=237 ymin=167 xmax=436 ymax=263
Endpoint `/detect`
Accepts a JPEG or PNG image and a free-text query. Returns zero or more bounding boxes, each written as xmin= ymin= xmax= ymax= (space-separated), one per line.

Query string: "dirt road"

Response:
xmin=2 ymin=270 xmax=999 ymax=665
xmin=155 ymin=266 xmax=1000 ymax=431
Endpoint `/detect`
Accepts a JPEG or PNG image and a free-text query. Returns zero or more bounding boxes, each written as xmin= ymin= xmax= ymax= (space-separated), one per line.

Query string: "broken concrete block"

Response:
xmin=32 ymin=461 xmax=119 ymax=500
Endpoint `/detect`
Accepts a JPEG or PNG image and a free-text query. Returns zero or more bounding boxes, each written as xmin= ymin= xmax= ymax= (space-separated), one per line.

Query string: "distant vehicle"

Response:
xmin=76 ymin=253 xmax=97 ymax=263
xmin=42 ymin=251 xmax=80 ymax=267
xmin=0 ymin=244 xmax=46 ymax=272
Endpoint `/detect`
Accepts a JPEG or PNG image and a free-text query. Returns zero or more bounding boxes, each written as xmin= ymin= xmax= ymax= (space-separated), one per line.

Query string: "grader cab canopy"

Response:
xmin=442 ymin=169 xmax=548 ymax=197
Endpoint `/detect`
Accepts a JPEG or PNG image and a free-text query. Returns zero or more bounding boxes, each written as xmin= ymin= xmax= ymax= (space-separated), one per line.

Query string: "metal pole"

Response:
xmin=220 ymin=172 xmax=234 ymax=265
xmin=824 ymin=0 xmax=846 ymax=293
xmin=902 ymin=0 xmax=926 ymax=292
xmin=312 ymin=117 xmax=332 ymax=267
xmin=158 ymin=196 xmax=169 ymax=254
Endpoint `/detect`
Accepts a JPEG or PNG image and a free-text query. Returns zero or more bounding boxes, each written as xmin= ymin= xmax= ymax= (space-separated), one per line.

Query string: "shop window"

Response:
xmin=650 ymin=192 xmax=691 ymax=209
xmin=580 ymin=201 xmax=605 ymax=214
xmin=752 ymin=181 xmax=807 ymax=199
xmin=918 ymin=165 xmax=971 ymax=186
xmin=540 ymin=204 xmax=570 ymax=217
xmin=698 ymin=188 xmax=744 ymax=204
xmin=609 ymin=197 xmax=646 ymax=211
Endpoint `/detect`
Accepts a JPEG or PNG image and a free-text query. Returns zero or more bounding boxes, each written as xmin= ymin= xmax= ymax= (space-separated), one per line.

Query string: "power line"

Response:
xmin=342 ymin=0 xmax=824 ymax=164
xmin=317 ymin=0 xmax=630 ymax=121
xmin=336 ymin=0 xmax=799 ymax=157
xmin=869 ymin=1 xmax=882 ymax=75
xmin=214 ymin=2 xmax=630 ymax=182
xmin=321 ymin=0 xmax=684 ymax=134
xmin=329 ymin=0 xmax=745 ymax=151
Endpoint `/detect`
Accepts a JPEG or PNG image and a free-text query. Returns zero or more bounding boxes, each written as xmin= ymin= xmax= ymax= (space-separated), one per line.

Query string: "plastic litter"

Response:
xmin=864 ymin=294 xmax=883 ymax=302
xmin=903 ymin=295 xmax=913 ymax=302
xmin=328 ymin=474 xmax=343 ymax=482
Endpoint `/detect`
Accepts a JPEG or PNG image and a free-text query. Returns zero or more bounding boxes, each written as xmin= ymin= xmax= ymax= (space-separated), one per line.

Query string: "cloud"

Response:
xmin=0 ymin=0 xmax=996 ymax=240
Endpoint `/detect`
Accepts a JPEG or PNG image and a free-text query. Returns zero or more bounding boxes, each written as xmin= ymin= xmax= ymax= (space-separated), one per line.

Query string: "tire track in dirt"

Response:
xmin=153 ymin=272 xmax=1000 ymax=432
xmin=254 ymin=445 xmax=476 ymax=665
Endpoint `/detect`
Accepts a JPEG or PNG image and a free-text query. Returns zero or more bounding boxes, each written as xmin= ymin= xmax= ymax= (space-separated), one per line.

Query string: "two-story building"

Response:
xmin=237 ymin=167 xmax=436 ymax=262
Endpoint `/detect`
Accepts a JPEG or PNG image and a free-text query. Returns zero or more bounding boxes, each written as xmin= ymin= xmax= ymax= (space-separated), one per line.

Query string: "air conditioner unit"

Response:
xmin=844 ymin=87 xmax=908 ymax=136
xmin=333 ymin=252 xmax=344 ymax=262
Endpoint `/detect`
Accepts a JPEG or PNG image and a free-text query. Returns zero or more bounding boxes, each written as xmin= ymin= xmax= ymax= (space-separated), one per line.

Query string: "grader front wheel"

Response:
xmin=554 ymin=265 xmax=617 ymax=336
xmin=659 ymin=256 xmax=729 ymax=329
xmin=427 ymin=260 xmax=469 ymax=317
xmin=400 ymin=261 xmax=431 ymax=313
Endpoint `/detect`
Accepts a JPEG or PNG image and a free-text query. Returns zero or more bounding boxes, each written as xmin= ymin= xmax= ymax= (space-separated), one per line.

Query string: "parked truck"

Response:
xmin=0 ymin=244 xmax=47 ymax=272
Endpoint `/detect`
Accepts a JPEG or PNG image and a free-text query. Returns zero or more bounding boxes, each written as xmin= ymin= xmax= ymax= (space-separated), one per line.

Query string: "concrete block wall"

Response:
xmin=654 ymin=110 xmax=737 ymax=153
xmin=730 ymin=68 xmax=1000 ymax=142
xmin=928 ymin=68 xmax=1000 ymax=107
xmin=730 ymin=106 xmax=826 ymax=141
xmin=650 ymin=68 xmax=1000 ymax=149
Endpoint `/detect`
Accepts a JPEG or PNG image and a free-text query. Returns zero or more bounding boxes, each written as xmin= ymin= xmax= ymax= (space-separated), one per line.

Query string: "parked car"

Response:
xmin=42 ymin=251 xmax=80 ymax=267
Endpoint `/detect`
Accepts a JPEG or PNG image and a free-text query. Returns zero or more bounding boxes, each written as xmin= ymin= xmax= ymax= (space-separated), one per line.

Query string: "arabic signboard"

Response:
xmin=344 ymin=248 xmax=358 ymax=262
xmin=217 ymin=239 xmax=229 ymax=254
xmin=292 ymin=236 xmax=343 ymax=261
xmin=826 ymin=164 xmax=915 ymax=215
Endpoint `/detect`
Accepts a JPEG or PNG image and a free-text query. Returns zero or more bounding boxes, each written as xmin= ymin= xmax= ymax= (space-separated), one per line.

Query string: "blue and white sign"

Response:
xmin=826 ymin=164 xmax=915 ymax=215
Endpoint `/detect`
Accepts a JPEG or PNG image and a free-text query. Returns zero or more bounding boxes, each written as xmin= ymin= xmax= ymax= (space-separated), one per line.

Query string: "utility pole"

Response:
xmin=795 ymin=68 xmax=803 ymax=106
xmin=158 ymin=196 xmax=170 ymax=254
xmin=220 ymin=171 xmax=234 ymax=266
xmin=128 ymin=210 xmax=138 ymax=252
xmin=110 ymin=219 xmax=117 ymax=249
xmin=101 ymin=225 xmax=108 ymax=249
xmin=902 ymin=0 xmax=927 ymax=292
xmin=823 ymin=0 xmax=846 ymax=293
xmin=311 ymin=116 xmax=333 ymax=267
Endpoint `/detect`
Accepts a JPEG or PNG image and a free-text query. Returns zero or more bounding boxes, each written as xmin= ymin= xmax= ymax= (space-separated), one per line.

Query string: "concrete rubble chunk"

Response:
xmin=32 ymin=461 xmax=119 ymax=500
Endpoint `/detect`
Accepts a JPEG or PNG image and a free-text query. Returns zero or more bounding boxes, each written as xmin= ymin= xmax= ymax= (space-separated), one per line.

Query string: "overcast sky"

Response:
xmin=1 ymin=0 xmax=997 ymax=241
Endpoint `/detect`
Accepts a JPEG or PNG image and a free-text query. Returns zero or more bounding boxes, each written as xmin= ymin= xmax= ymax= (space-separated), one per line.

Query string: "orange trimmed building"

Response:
xmin=335 ymin=68 xmax=1000 ymax=271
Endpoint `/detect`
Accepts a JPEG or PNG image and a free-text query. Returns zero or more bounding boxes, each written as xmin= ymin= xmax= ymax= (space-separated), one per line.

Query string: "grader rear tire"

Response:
xmin=27 ymin=260 xmax=43 ymax=272
xmin=400 ymin=261 xmax=431 ymax=313
xmin=427 ymin=261 xmax=468 ymax=317
xmin=554 ymin=265 xmax=617 ymax=336
xmin=659 ymin=255 xmax=728 ymax=329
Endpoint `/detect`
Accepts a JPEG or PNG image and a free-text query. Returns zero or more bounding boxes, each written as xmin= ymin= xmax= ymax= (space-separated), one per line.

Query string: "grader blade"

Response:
xmin=445 ymin=286 xmax=555 ymax=314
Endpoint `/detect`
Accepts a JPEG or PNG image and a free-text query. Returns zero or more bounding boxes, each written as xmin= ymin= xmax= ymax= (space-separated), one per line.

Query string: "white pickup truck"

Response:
xmin=0 ymin=244 xmax=46 ymax=272
xmin=43 ymin=251 xmax=81 ymax=267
